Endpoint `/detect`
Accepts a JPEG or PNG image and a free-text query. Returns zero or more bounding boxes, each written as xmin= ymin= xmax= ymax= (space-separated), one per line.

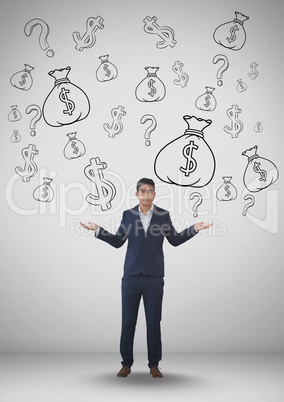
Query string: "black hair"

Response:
xmin=136 ymin=178 xmax=155 ymax=192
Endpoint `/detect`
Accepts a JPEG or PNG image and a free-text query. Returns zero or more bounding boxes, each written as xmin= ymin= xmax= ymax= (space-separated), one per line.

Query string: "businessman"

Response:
xmin=80 ymin=178 xmax=212 ymax=378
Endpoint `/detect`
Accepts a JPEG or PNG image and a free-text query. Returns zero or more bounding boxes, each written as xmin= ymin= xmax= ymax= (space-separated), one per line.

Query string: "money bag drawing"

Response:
xmin=8 ymin=105 xmax=22 ymax=122
xmin=135 ymin=67 xmax=166 ymax=102
xmin=195 ymin=87 xmax=217 ymax=112
xmin=10 ymin=130 xmax=21 ymax=143
xmin=42 ymin=66 xmax=90 ymax=127
xmin=216 ymin=176 xmax=238 ymax=201
xmin=63 ymin=132 xmax=86 ymax=159
xmin=96 ymin=55 xmax=118 ymax=82
xmin=10 ymin=64 xmax=34 ymax=91
xmin=33 ymin=178 xmax=54 ymax=202
xmin=213 ymin=11 xmax=249 ymax=51
xmin=242 ymin=145 xmax=279 ymax=192
xmin=154 ymin=115 xmax=216 ymax=187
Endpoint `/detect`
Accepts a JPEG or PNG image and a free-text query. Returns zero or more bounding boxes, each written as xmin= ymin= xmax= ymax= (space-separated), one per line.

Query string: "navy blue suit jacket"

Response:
xmin=97 ymin=204 xmax=198 ymax=277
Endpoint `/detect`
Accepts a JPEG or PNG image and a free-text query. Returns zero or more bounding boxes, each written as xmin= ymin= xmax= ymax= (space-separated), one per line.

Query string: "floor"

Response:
xmin=1 ymin=353 xmax=283 ymax=402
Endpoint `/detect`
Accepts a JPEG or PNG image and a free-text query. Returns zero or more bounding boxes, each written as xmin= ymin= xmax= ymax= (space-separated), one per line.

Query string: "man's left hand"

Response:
xmin=194 ymin=222 xmax=213 ymax=231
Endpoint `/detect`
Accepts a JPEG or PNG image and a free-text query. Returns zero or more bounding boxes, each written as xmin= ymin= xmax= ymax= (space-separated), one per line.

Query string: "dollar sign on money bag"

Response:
xmin=8 ymin=105 xmax=22 ymax=122
xmin=84 ymin=157 xmax=116 ymax=211
xmin=10 ymin=64 xmax=34 ymax=91
xmin=213 ymin=11 xmax=249 ymax=51
xmin=96 ymin=54 xmax=118 ymax=82
xmin=63 ymin=132 xmax=86 ymax=159
xmin=216 ymin=176 xmax=237 ymax=201
xmin=135 ymin=67 xmax=166 ymax=102
xmin=195 ymin=86 xmax=217 ymax=112
xmin=242 ymin=145 xmax=279 ymax=193
xmin=33 ymin=177 xmax=54 ymax=202
xmin=154 ymin=115 xmax=216 ymax=187
xmin=10 ymin=130 xmax=21 ymax=143
xmin=42 ymin=66 xmax=90 ymax=127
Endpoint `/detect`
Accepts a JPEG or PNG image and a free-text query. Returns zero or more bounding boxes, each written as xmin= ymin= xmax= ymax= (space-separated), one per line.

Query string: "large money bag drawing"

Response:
xmin=154 ymin=115 xmax=216 ymax=187
xmin=42 ymin=66 xmax=90 ymax=127
xmin=242 ymin=145 xmax=279 ymax=192
xmin=213 ymin=11 xmax=249 ymax=51
xmin=135 ymin=67 xmax=166 ymax=102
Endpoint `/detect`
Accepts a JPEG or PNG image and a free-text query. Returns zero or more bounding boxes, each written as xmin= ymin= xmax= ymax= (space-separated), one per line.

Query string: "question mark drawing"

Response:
xmin=242 ymin=194 xmax=255 ymax=216
xmin=24 ymin=18 xmax=55 ymax=57
xmin=140 ymin=114 xmax=157 ymax=146
xmin=26 ymin=104 xmax=42 ymax=136
xmin=189 ymin=192 xmax=203 ymax=217
xmin=213 ymin=54 xmax=229 ymax=86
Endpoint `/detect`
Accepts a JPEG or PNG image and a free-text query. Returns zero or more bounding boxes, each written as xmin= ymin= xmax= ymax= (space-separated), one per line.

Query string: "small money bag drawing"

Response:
xmin=242 ymin=145 xmax=279 ymax=192
xmin=33 ymin=177 xmax=54 ymax=202
xmin=254 ymin=122 xmax=263 ymax=133
xmin=135 ymin=67 xmax=166 ymax=102
xmin=96 ymin=55 xmax=118 ymax=82
xmin=154 ymin=115 xmax=216 ymax=187
xmin=236 ymin=79 xmax=247 ymax=92
xmin=42 ymin=66 xmax=90 ymax=127
xmin=213 ymin=11 xmax=249 ymax=51
xmin=195 ymin=87 xmax=217 ymax=112
xmin=216 ymin=176 xmax=237 ymax=201
xmin=10 ymin=130 xmax=21 ymax=143
xmin=8 ymin=105 xmax=22 ymax=122
xmin=63 ymin=132 xmax=86 ymax=159
xmin=10 ymin=64 xmax=34 ymax=91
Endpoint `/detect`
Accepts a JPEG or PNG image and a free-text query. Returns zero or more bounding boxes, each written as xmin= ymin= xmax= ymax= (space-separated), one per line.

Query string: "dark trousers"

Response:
xmin=120 ymin=274 xmax=164 ymax=368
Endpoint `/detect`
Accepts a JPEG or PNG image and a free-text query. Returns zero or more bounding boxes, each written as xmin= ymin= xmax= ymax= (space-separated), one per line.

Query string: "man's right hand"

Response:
xmin=80 ymin=221 xmax=98 ymax=231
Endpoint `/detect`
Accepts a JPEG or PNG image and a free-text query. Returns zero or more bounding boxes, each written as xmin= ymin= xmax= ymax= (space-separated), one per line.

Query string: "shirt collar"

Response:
xmin=138 ymin=205 xmax=154 ymax=214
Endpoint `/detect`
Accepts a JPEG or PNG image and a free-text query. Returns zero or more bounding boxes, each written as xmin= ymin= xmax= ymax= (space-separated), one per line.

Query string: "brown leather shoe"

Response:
xmin=117 ymin=366 xmax=131 ymax=377
xmin=150 ymin=366 xmax=163 ymax=378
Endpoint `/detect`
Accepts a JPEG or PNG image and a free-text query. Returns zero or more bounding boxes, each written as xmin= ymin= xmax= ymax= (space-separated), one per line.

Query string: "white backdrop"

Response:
xmin=0 ymin=0 xmax=283 ymax=353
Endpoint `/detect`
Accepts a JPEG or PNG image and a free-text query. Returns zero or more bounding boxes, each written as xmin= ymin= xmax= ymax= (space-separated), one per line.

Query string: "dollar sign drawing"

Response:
xmin=42 ymin=186 xmax=49 ymax=199
xmin=226 ymin=25 xmax=239 ymax=43
xmin=73 ymin=16 xmax=104 ymax=51
xmin=15 ymin=144 xmax=39 ymax=182
xmin=103 ymin=63 xmax=111 ymax=77
xmin=59 ymin=87 xmax=75 ymax=116
xmin=143 ymin=16 xmax=177 ymax=49
xmin=179 ymin=140 xmax=199 ymax=177
xmin=103 ymin=106 xmax=126 ymax=138
xmin=19 ymin=73 xmax=28 ymax=86
xmin=71 ymin=141 xmax=79 ymax=154
xmin=224 ymin=105 xmax=244 ymax=138
xmin=85 ymin=157 xmax=116 ymax=211
xmin=172 ymin=61 xmax=189 ymax=88
xmin=253 ymin=161 xmax=267 ymax=181
xmin=148 ymin=78 xmax=157 ymax=97
xmin=204 ymin=95 xmax=211 ymax=108
xmin=248 ymin=62 xmax=259 ymax=80
xmin=224 ymin=184 xmax=231 ymax=197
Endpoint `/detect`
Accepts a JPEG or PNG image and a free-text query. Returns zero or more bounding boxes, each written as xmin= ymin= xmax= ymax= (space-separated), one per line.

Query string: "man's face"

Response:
xmin=135 ymin=184 xmax=156 ymax=208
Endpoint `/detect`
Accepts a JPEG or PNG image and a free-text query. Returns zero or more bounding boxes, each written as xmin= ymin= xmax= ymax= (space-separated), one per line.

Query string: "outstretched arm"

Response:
xmin=165 ymin=214 xmax=213 ymax=246
xmin=80 ymin=216 xmax=128 ymax=248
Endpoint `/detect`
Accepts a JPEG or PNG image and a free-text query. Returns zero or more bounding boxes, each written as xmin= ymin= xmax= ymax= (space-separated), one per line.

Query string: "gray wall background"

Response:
xmin=0 ymin=0 xmax=283 ymax=353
